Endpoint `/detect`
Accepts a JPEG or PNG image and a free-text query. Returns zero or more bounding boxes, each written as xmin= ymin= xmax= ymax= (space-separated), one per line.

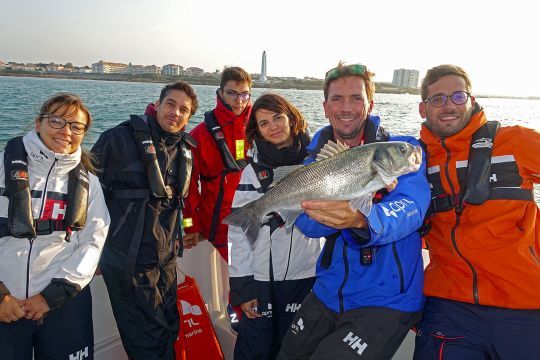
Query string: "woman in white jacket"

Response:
xmin=229 ymin=93 xmax=321 ymax=360
xmin=0 ymin=93 xmax=110 ymax=359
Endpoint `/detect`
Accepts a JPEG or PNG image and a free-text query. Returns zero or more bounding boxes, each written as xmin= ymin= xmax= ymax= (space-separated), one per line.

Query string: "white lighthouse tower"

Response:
xmin=259 ymin=51 xmax=268 ymax=82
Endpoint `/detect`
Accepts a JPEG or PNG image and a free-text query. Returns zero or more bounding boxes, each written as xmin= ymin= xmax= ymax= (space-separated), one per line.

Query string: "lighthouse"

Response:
xmin=259 ymin=51 xmax=268 ymax=82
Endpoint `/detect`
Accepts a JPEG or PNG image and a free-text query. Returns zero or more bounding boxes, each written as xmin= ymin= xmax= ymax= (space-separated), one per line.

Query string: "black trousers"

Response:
xmin=278 ymin=293 xmax=421 ymax=360
xmin=234 ymin=277 xmax=315 ymax=360
xmin=0 ymin=286 xmax=93 ymax=360
xmin=101 ymin=258 xmax=179 ymax=360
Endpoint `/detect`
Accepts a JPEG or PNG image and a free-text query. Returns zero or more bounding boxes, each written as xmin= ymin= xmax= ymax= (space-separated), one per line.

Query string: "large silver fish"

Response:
xmin=223 ymin=140 xmax=423 ymax=245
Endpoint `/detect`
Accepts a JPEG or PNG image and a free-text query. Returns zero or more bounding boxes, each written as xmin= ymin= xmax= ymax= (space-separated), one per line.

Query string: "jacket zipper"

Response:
xmin=338 ymin=242 xmax=349 ymax=313
xmin=441 ymin=139 xmax=479 ymax=304
xmin=392 ymin=243 xmax=404 ymax=293
xmin=27 ymin=158 xmax=57 ymax=297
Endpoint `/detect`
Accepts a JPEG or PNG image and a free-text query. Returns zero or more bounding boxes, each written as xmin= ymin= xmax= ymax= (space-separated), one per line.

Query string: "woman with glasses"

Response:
xmin=0 ymin=93 xmax=110 ymax=359
xmin=228 ymin=93 xmax=321 ymax=360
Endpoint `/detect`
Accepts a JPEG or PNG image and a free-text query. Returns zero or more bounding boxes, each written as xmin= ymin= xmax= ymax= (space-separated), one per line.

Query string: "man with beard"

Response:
xmin=278 ymin=62 xmax=430 ymax=360
xmin=414 ymin=64 xmax=540 ymax=359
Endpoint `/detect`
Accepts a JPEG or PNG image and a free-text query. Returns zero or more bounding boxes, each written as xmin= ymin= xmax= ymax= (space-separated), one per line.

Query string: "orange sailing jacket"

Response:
xmin=421 ymin=108 xmax=540 ymax=309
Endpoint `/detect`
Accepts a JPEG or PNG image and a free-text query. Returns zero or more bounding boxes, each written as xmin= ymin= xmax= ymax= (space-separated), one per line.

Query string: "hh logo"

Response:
xmin=41 ymin=199 xmax=67 ymax=220
xmin=285 ymin=303 xmax=301 ymax=312
xmin=69 ymin=346 xmax=89 ymax=360
xmin=343 ymin=332 xmax=368 ymax=356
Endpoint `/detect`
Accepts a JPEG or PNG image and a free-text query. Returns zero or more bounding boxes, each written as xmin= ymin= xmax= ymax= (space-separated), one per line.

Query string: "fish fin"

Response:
xmin=271 ymin=165 xmax=302 ymax=186
xmin=279 ymin=210 xmax=303 ymax=228
xmin=349 ymin=194 xmax=374 ymax=217
xmin=378 ymin=170 xmax=398 ymax=186
xmin=315 ymin=140 xmax=349 ymax=161
xmin=222 ymin=202 xmax=263 ymax=245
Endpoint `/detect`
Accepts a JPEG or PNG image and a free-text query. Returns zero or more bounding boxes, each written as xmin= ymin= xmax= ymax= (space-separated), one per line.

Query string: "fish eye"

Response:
xmin=399 ymin=144 xmax=408 ymax=154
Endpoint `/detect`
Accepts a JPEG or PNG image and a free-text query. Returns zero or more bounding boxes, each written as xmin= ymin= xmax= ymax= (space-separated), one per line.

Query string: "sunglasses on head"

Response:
xmin=325 ymin=64 xmax=367 ymax=82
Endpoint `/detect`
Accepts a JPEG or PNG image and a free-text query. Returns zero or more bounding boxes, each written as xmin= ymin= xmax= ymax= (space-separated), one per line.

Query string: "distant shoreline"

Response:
xmin=1 ymin=71 xmax=538 ymax=100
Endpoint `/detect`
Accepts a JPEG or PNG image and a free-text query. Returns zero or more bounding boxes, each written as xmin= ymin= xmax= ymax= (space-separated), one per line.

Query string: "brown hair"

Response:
xmin=421 ymin=64 xmax=472 ymax=101
xmin=220 ymin=66 xmax=253 ymax=89
xmin=37 ymin=93 xmax=95 ymax=173
xmin=323 ymin=61 xmax=376 ymax=102
xmin=245 ymin=93 xmax=308 ymax=146
xmin=159 ymin=81 xmax=198 ymax=116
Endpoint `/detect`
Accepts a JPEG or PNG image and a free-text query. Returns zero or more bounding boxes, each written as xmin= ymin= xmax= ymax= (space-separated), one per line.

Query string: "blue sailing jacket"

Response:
xmin=295 ymin=116 xmax=430 ymax=314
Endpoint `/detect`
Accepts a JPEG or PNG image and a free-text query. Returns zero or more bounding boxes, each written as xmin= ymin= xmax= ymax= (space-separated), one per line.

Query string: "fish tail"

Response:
xmin=222 ymin=202 xmax=263 ymax=245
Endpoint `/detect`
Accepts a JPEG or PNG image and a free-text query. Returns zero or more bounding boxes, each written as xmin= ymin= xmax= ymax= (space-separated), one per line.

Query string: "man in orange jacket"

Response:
xmin=414 ymin=64 xmax=540 ymax=359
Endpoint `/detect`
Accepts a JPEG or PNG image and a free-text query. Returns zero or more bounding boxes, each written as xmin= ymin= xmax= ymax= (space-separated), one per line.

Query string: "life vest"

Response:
xmin=2 ymin=136 xmax=89 ymax=241
xmin=203 ymin=110 xmax=247 ymax=243
xmin=111 ymin=115 xmax=196 ymax=292
xmin=426 ymin=121 xmax=534 ymax=215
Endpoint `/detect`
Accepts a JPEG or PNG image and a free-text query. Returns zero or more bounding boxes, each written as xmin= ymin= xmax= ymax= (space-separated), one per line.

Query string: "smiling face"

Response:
xmin=323 ymin=76 xmax=374 ymax=146
xmin=155 ymin=89 xmax=193 ymax=133
xmin=419 ymin=74 xmax=475 ymax=137
xmin=35 ymin=106 xmax=88 ymax=154
xmin=255 ymin=109 xmax=293 ymax=149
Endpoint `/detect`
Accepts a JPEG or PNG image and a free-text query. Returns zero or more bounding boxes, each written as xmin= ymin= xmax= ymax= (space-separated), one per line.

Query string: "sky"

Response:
xmin=1 ymin=0 xmax=539 ymax=97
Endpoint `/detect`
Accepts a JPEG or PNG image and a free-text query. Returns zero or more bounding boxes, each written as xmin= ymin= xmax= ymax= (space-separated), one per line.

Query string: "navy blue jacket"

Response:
xmin=295 ymin=115 xmax=430 ymax=313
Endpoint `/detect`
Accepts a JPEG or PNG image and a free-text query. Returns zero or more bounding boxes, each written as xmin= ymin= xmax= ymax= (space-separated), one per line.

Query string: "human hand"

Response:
xmin=240 ymin=299 xmax=261 ymax=319
xmin=183 ymin=233 xmax=200 ymax=249
xmin=385 ymin=179 xmax=398 ymax=192
xmin=302 ymin=200 xmax=367 ymax=229
xmin=0 ymin=295 xmax=25 ymax=323
xmin=21 ymin=294 xmax=50 ymax=321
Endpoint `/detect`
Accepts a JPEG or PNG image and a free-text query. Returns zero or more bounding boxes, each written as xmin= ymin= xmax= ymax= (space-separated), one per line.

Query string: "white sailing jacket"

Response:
xmin=0 ymin=131 xmax=110 ymax=300
xmin=228 ymin=150 xmax=322 ymax=282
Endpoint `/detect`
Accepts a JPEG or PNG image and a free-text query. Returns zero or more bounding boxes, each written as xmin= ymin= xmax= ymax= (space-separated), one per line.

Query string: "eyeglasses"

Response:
xmin=325 ymin=64 xmax=367 ymax=82
xmin=424 ymin=91 xmax=471 ymax=108
xmin=224 ymin=89 xmax=251 ymax=102
xmin=41 ymin=115 xmax=88 ymax=135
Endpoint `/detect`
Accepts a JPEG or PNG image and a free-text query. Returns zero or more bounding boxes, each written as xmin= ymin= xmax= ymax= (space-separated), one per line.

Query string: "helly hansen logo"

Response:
xmin=41 ymin=199 xmax=67 ymax=220
xmin=472 ymin=137 xmax=493 ymax=149
xmin=343 ymin=332 xmax=368 ymax=356
xmin=69 ymin=346 xmax=89 ymax=360
xmin=381 ymin=198 xmax=415 ymax=218
xmin=490 ymin=174 xmax=497 ymax=182
xmin=285 ymin=303 xmax=301 ymax=313
xmin=291 ymin=317 xmax=304 ymax=334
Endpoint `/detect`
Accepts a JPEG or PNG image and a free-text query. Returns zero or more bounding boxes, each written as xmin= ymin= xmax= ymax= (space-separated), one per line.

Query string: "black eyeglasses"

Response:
xmin=424 ymin=91 xmax=471 ymax=108
xmin=224 ymin=89 xmax=251 ymax=102
xmin=41 ymin=115 xmax=88 ymax=135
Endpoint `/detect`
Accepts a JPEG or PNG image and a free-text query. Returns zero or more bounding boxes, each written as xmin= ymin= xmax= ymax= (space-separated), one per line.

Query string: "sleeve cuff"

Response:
xmin=40 ymin=279 xmax=81 ymax=311
xmin=229 ymin=276 xmax=257 ymax=306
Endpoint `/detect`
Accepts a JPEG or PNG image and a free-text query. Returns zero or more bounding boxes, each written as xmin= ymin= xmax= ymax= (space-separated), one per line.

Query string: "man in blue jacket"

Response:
xmin=278 ymin=62 xmax=430 ymax=360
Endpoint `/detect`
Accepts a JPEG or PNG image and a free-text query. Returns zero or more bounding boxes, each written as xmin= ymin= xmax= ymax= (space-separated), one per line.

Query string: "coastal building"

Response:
xmin=0 ymin=60 xmax=5 ymax=69
xmin=162 ymin=64 xmax=184 ymax=75
xmin=92 ymin=61 xmax=129 ymax=74
xmin=259 ymin=50 xmax=268 ymax=82
xmin=185 ymin=67 xmax=204 ymax=76
xmin=392 ymin=68 xmax=419 ymax=88
xmin=46 ymin=63 xmax=65 ymax=72
xmin=129 ymin=63 xmax=161 ymax=75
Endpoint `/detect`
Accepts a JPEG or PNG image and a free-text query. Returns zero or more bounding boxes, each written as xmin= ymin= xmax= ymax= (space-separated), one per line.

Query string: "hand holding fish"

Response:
xmin=302 ymin=200 xmax=367 ymax=229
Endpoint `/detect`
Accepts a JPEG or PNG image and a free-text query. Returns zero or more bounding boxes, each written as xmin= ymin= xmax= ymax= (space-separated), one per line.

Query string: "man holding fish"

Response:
xmin=258 ymin=62 xmax=430 ymax=360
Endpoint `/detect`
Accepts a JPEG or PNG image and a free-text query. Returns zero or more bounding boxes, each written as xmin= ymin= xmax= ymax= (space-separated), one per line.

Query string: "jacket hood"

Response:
xmin=23 ymin=130 xmax=82 ymax=175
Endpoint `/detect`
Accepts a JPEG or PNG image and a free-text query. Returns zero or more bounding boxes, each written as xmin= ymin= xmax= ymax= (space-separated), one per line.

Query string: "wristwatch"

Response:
xmin=0 ymin=282 xmax=10 ymax=303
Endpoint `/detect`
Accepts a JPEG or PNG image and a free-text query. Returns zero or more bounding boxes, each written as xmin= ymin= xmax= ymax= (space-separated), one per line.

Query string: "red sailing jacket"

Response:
xmin=421 ymin=109 xmax=540 ymax=309
xmin=182 ymin=94 xmax=251 ymax=254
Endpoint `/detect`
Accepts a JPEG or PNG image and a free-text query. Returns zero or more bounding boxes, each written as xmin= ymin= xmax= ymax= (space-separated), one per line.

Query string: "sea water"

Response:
xmin=1 ymin=75 xmax=539 ymax=200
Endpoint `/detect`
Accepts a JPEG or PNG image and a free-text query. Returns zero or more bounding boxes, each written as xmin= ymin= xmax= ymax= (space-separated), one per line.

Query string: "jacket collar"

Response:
xmin=22 ymin=131 xmax=82 ymax=175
